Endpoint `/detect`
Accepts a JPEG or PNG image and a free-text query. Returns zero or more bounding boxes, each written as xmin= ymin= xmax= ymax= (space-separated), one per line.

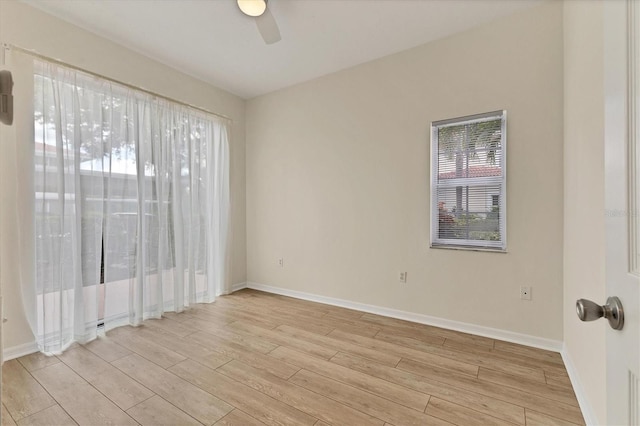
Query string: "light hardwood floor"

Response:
xmin=1 ymin=289 xmax=584 ymax=426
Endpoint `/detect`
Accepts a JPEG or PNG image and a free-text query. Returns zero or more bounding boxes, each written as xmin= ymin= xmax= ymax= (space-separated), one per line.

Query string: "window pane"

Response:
xmin=437 ymin=119 xmax=502 ymax=180
xmin=432 ymin=111 xmax=505 ymax=250
xmin=436 ymin=185 xmax=502 ymax=242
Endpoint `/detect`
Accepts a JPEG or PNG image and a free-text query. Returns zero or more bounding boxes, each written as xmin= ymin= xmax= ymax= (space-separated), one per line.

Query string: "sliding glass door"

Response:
xmin=32 ymin=58 xmax=229 ymax=353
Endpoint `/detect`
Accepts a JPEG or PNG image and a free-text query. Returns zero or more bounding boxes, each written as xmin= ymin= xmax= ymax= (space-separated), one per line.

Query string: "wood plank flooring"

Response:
xmin=1 ymin=289 xmax=585 ymax=426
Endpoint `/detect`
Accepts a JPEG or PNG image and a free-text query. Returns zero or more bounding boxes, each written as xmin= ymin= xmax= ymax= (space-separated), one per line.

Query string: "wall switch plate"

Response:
xmin=278 ymin=258 xmax=284 ymax=268
xmin=399 ymin=272 xmax=407 ymax=283
xmin=520 ymin=286 xmax=532 ymax=300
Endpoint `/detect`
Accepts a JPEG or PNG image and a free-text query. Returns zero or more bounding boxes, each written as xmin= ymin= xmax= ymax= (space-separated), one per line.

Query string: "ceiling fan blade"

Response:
xmin=255 ymin=8 xmax=281 ymax=44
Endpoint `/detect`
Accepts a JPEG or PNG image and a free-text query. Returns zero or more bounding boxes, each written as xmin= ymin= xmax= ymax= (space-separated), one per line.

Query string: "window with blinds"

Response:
xmin=431 ymin=110 xmax=506 ymax=250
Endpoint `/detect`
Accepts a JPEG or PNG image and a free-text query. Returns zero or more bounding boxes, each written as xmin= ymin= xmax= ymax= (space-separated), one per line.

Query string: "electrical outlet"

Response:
xmin=399 ymin=272 xmax=407 ymax=283
xmin=520 ymin=286 xmax=532 ymax=301
xmin=278 ymin=258 xmax=284 ymax=268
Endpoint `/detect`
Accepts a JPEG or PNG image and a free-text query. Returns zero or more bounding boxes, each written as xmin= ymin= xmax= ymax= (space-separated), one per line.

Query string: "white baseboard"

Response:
xmin=230 ymin=282 xmax=247 ymax=293
xmin=246 ymin=281 xmax=563 ymax=352
xmin=2 ymin=282 xmax=563 ymax=356
xmin=3 ymin=341 xmax=38 ymax=362
xmin=561 ymin=346 xmax=598 ymax=425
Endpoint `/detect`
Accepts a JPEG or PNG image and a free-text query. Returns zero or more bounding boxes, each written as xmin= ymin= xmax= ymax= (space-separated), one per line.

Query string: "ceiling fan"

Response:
xmin=237 ymin=0 xmax=282 ymax=45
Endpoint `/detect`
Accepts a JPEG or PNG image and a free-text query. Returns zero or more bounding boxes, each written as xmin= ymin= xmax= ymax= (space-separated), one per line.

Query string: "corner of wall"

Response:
xmin=562 ymin=0 xmax=607 ymax=423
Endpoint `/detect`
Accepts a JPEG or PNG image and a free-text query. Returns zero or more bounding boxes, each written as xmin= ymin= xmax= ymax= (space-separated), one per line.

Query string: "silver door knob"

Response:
xmin=576 ymin=296 xmax=624 ymax=330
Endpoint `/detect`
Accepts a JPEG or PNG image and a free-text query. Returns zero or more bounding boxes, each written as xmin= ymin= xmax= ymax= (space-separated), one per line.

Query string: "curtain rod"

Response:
xmin=3 ymin=44 xmax=233 ymax=123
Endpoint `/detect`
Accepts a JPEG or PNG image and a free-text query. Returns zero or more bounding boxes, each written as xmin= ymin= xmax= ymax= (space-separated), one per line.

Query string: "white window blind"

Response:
xmin=431 ymin=110 xmax=506 ymax=250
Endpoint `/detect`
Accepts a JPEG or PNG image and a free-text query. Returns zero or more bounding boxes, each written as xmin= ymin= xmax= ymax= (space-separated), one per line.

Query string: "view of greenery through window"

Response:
xmin=34 ymin=75 xmax=203 ymax=290
xmin=433 ymin=113 xmax=505 ymax=249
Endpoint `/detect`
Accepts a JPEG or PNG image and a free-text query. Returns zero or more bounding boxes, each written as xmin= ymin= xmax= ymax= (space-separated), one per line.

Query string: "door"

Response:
xmin=604 ymin=1 xmax=640 ymax=424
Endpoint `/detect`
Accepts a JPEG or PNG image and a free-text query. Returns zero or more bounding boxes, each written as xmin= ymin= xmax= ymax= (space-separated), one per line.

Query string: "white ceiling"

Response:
xmin=23 ymin=0 xmax=542 ymax=99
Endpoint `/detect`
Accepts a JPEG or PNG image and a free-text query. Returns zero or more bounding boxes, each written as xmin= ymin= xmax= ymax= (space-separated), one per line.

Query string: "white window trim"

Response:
xmin=430 ymin=110 xmax=507 ymax=251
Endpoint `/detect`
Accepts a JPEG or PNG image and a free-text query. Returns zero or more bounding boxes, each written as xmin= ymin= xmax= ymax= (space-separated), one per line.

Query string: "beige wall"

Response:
xmin=246 ymin=2 xmax=564 ymax=340
xmin=563 ymin=1 xmax=607 ymax=423
xmin=0 ymin=0 xmax=247 ymax=349
xmin=0 ymin=0 xmax=612 ymax=419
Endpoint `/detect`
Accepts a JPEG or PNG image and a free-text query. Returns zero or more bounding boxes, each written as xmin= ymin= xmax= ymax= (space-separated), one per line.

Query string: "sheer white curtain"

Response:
xmin=33 ymin=59 xmax=229 ymax=353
